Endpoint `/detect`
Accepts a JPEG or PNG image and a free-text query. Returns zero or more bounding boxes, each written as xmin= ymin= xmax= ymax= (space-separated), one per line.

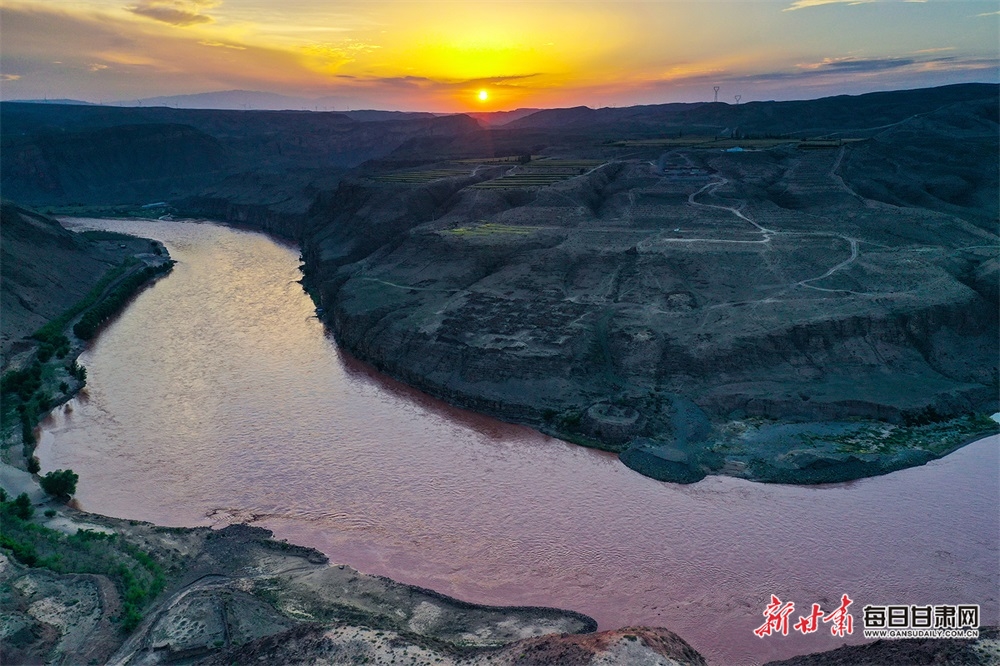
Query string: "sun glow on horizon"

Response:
xmin=2 ymin=0 xmax=997 ymax=112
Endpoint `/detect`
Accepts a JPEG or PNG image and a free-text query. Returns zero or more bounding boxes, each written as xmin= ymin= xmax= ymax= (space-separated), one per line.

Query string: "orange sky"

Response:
xmin=1 ymin=0 xmax=996 ymax=111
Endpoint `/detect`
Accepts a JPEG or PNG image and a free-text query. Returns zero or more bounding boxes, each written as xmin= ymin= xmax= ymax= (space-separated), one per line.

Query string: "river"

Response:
xmin=37 ymin=218 xmax=999 ymax=665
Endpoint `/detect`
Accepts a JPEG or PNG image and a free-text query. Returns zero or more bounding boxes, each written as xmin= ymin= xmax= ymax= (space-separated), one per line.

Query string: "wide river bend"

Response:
xmin=38 ymin=219 xmax=998 ymax=665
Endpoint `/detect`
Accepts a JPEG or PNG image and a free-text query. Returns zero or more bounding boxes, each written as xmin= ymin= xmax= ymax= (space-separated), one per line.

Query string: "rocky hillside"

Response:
xmin=0 ymin=202 xmax=158 ymax=367
xmin=298 ymin=89 xmax=999 ymax=484
xmin=0 ymin=102 xmax=480 ymax=208
xmin=2 ymin=86 xmax=997 ymax=485
xmin=0 ymin=512 xmax=707 ymax=666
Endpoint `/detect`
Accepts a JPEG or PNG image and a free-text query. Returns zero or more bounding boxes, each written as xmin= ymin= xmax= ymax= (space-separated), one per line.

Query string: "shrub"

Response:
xmin=9 ymin=493 xmax=34 ymax=520
xmin=21 ymin=411 xmax=36 ymax=446
xmin=40 ymin=469 xmax=78 ymax=500
xmin=73 ymin=262 xmax=174 ymax=340
xmin=27 ymin=456 xmax=41 ymax=474
xmin=3 ymin=362 xmax=42 ymax=399
xmin=68 ymin=362 xmax=87 ymax=383
xmin=34 ymin=391 xmax=52 ymax=411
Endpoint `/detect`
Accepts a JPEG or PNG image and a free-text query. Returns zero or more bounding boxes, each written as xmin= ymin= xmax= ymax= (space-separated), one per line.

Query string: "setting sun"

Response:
xmin=478 ymin=89 xmax=489 ymax=102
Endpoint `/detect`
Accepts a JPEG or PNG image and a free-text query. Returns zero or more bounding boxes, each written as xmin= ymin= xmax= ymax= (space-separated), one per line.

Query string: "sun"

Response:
xmin=477 ymin=89 xmax=489 ymax=102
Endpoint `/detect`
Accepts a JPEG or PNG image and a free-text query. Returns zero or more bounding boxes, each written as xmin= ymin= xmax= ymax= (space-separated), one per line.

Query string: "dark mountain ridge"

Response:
xmin=507 ymin=83 xmax=998 ymax=136
xmin=2 ymin=84 xmax=996 ymax=484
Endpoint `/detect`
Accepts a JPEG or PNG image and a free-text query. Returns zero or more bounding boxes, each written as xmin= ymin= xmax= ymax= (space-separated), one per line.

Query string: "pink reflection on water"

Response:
xmin=38 ymin=219 xmax=999 ymax=665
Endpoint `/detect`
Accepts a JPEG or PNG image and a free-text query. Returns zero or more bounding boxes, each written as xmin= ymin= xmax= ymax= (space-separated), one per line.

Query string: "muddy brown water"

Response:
xmin=37 ymin=219 xmax=998 ymax=665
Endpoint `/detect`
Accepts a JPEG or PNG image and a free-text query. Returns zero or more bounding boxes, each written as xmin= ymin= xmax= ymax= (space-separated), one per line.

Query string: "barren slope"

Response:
xmin=302 ymin=96 xmax=999 ymax=483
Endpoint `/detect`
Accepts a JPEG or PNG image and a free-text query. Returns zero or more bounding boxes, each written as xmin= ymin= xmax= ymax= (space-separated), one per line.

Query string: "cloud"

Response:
xmin=797 ymin=56 xmax=916 ymax=73
xmin=783 ymin=0 xmax=939 ymax=9
xmin=88 ymin=63 xmax=110 ymax=72
xmin=627 ymin=52 xmax=993 ymax=94
xmin=199 ymin=40 xmax=246 ymax=50
xmin=302 ymin=40 xmax=382 ymax=72
xmin=784 ymin=0 xmax=875 ymax=10
xmin=125 ymin=0 xmax=219 ymax=27
xmin=335 ymin=73 xmax=541 ymax=91
xmin=1 ymin=3 xmax=331 ymax=100
xmin=1 ymin=73 xmax=23 ymax=81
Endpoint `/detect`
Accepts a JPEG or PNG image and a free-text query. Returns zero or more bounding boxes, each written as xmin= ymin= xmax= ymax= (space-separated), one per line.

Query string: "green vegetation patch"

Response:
xmin=32 ymin=259 xmax=135 ymax=347
xmin=800 ymin=413 xmax=998 ymax=455
xmin=530 ymin=159 xmax=605 ymax=167
xmin=73 ymin=261 xmax=174 ymax=340
xmin=3 ymin=256 xmax=171 ymax=467
xmin=470 ymin=159 xmax=605 ymax=189
xmin=0 ymin=497 xmax=166 ymax=631
xmin=608 ymin=136 xmax=795 ymax=149
xmin=78 ymin=229 xmax=144 ymax=242
xmin=374 ymin=169 xmax=471 ymax=184
xmin=444 ymin=222 xmax=539 ymax=237
xmin=454 ymin=156 xmax=529 ymax=165
xmin=42 ymin=204 xmax=170 ymax=219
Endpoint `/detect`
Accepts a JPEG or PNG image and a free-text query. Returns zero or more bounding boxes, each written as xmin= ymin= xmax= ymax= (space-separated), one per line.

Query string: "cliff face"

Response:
xmin=0 ymin=102 xmax=481 ymax=211
xmin=0 ymin=203 xmax=149 ymax=366
xmin=298 ymin=93 xmax=998 ymax=482
xmin=309 ymin=165 xmax=997 ymax=413
xmin=1 ymin=124 xmax=230 ymax=205
xmin=2 ymin=88 xmax=997 ymax=483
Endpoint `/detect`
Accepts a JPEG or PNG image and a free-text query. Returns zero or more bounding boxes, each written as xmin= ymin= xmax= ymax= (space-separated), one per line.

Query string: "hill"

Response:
xmin=2 ymin=83 xmax=997 ymax=484
xmin=0 ymin=203 xmax=152 ymax=366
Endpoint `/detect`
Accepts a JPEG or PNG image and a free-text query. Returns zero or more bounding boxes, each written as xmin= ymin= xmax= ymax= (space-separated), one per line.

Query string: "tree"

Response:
xmin=40 ymin=469 xmax=78 ymax=500
xmin=9 ymin=493 xmax=34 ymax=520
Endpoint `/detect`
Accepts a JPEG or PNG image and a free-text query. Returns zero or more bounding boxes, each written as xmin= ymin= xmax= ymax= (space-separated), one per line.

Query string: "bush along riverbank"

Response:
xmin=1 ymin=245 xmax=173 ymax=475
xmin=0 ymin=221 xmax=177 ymax=647
xmin=73 ymin=261 xmax=175 ymax=340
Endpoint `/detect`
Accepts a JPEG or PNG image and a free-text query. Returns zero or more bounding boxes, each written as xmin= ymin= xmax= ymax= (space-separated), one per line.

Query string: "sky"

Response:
xmin=0 ymin=0 xmax=997 ymax=112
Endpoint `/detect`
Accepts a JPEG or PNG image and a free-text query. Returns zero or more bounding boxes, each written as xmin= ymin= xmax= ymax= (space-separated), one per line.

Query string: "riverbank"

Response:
xmin=294 ymin=145 xmax=997 ymax=486
xmin=9 ymin=215 xmax=1000 ymax=663
xmin=4 ymin=509 xmax=660 ymax=665
xmin=0 ymin=203 xmax=174 ymax=476
xmin=4 ymin=495 xmax=996 ymax=665
xmin=0 ymin=209 xmax=661 ymax=665
xmin=0 ymin=209 xmax=236 ymax=475
xmin=0 ymin=210 xmax=697 ymax=664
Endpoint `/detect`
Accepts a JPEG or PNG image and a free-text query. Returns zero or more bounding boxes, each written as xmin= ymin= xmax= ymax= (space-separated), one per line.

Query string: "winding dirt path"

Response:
xmin=685 ymin=172 xmax=863 ymax=294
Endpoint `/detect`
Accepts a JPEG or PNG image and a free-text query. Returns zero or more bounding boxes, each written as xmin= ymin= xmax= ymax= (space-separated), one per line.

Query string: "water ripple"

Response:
xmin=37 ymin=219 xmax=999 ymax=666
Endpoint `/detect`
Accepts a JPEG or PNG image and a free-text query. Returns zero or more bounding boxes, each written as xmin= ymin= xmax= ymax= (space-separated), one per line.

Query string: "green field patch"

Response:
xmin=445 ymin=222 xmax=540 ymax=237
xmin=453 ymin=156 xmax=530 ymax=164
xmin=469 ymin=158 xmax=605 ymax=189
xmin=530 ymin=159 xmax=605 ymax=167
xmin=374 ymin=169 xmax=471 ymax=183
xmin=610 ymin=136 xmax=797 ymax=149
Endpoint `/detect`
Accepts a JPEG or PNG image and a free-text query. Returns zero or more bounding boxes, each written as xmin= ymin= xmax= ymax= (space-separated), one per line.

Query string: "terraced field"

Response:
xmin=470 ymin=159 xmax=605 ymax=189
xmin=454 ymin=156 xmax=528 ymax=165
xmin=444 ymin=222 xmax=541 ymax=237
xmin=373 ymin=168 xmax=473 ymax=184
xmin=612 ymin=137 xmax=864 ymax=150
